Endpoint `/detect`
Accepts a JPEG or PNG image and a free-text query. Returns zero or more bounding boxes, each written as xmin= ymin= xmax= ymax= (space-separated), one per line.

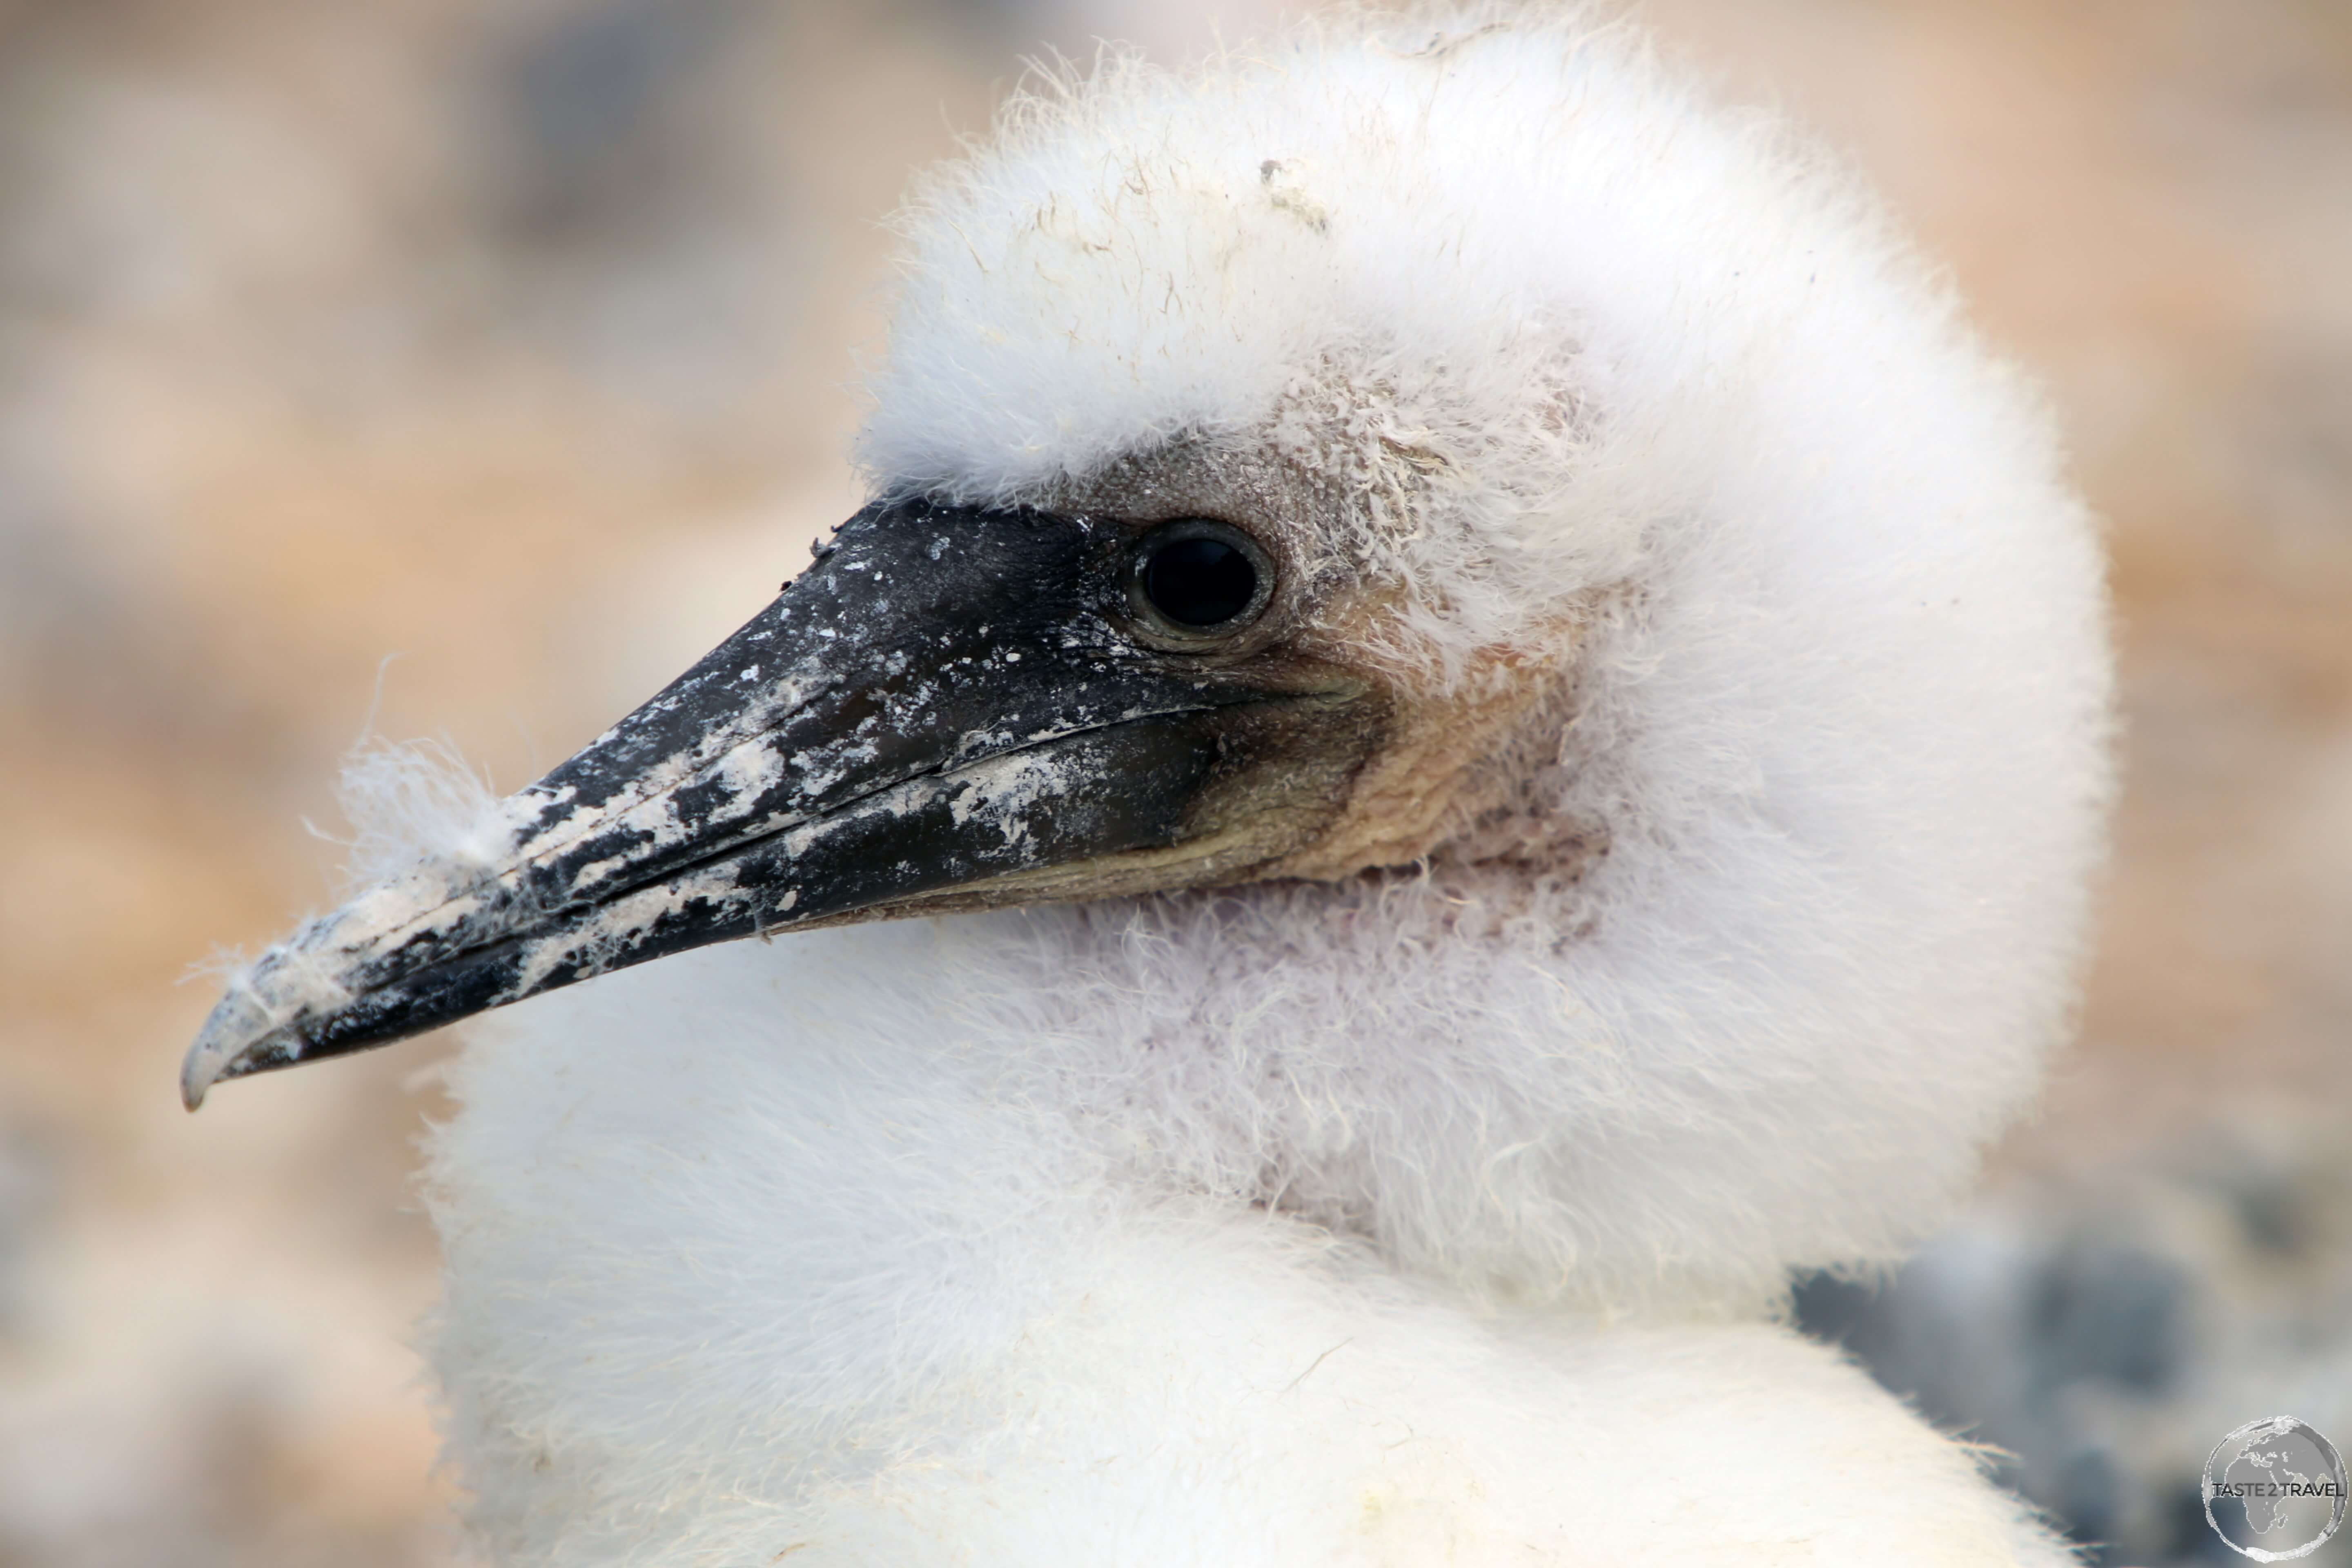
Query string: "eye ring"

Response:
xmin=1127 ymin=519 xmax=1276 ymax=640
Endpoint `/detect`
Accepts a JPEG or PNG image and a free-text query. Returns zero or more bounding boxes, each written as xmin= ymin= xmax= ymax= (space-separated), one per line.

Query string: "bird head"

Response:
xmin=176 ymin=33 xmax=1615 ymax=1107
xmin=182 ymin=13 xmax=2109 ymax=1309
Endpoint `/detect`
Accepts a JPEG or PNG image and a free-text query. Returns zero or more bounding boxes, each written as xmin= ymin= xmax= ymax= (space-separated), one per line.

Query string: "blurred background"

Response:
xmin=0 ymin=0 xmax=2345 ymax=1563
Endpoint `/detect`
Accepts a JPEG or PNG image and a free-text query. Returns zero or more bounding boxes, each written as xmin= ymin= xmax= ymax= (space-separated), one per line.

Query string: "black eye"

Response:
xmin=1130 ymin=520 xmax=1273 ymax=637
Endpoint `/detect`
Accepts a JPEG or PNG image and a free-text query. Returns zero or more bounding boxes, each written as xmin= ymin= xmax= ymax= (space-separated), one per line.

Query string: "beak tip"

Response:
xmin=180 ymin=1033 xmax=229 ymax=1111
xmin=179 ymin=983 xmax=301 ymax=1111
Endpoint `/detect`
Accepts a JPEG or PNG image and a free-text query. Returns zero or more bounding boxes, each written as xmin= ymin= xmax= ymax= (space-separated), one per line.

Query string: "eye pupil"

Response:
xmin=1142 ymin=536 xmax=1258 ymax=627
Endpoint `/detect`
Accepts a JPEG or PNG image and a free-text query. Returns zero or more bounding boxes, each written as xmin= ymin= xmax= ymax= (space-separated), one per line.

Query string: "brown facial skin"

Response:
xmin=1050 ymin=438 xmax=1594 ymax=884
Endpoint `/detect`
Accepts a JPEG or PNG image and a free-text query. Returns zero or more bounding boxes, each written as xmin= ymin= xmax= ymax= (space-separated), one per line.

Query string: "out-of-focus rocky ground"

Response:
xmin=0 ymin=2 xmax=2344 ymax=1564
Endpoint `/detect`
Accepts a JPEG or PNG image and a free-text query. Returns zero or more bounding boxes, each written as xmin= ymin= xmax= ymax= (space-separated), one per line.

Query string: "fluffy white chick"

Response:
xmin=187 ymin=8 xmax=2111 ymax=1564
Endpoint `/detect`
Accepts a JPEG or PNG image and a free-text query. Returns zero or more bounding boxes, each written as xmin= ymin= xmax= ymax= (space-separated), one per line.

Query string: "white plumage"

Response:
xmin=202 ymin=8 xmax=2114 ymax=1563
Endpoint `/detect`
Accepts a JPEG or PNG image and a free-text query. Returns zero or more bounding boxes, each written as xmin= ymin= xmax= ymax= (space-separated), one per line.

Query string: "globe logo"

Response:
xmin=2202 ymin=1417 xmax=2348 ymax=1561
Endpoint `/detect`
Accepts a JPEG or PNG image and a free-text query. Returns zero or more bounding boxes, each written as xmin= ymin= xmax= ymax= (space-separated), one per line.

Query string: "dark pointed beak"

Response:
xmin=182 ymin=499 xmax=1384 ymax=1107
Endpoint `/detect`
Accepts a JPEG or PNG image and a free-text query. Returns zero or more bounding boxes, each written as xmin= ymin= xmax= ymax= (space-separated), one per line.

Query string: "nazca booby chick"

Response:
xmin=182 ymin=9 xmax=2112 ymax=1564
